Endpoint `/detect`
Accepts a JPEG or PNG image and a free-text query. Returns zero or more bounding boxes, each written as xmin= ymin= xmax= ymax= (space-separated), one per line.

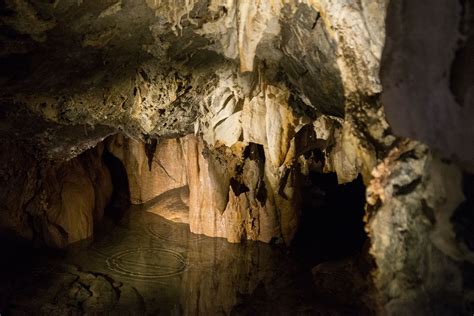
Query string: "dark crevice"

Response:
xmin=450 ymin=0 xmax=473 ymax=107
xmin=256 ymin=182 xmax=267 ymax=205
xmin=102 ymin=149 xmax=131 ymax=223
xmin=295 ymin=124 xmax=327 ymax=156
xmin=230 ymin=177 xmax=250 ymax=196
xmin=452 ymin=172 xmax=474 ymax=251
xmin=291 ymin=172 xmax=367 ymax=266
xmin=312 ymin=12 xmax=321 ymax=29
xmin=277 ymin=168 xmax=291 ymax=199
xmin=398 ymin=148 xmax=419 ymax=161
xmin=421 ymin=199 xmax=436 ymax=225
xmin=453 ymin=172 xmax=474 ymax=314
xmin=243 ymin=143 xmax=265 ymax=163
xmin=393 ymin=177 xmax=422 ymax=196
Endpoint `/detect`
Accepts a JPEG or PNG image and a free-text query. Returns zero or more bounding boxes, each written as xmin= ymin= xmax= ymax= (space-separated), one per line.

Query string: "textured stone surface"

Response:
xmin=0 ymin=0 xmax=472 ymax=314
xmin=1 ymin=264 xmax=144 ymax=315
xmin=184 ymin=134 xmax=287 ymax=243
xmin=107 ymin=134 xmax=187 ymax=204
xmin=366 ymin=140 xmax=465 ymax=314
xmin=381 ymin=0 xmax=474 ymax=170
xmin=145 ymin=186 xmax=190 ymax=224
xmin=0 ymin=139 xmax=112 ymax=247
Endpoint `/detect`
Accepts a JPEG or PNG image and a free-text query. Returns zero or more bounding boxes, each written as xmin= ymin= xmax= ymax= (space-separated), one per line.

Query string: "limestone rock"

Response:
xmin=82 ymin=276 xmax=118 ymax=313
xmin=307 ymin=0 xmax=388 ymax=95
xmin=5 ymin=264 xmax=144 ymax=315
xmin=0 ymin=139 xmax=113 ymax=248
xmin=381 ymin=0 xmax=474 ymax=170
xmin=0 ymin=0 xmax=471 ymax=313
xmin=146 ymin=186 xmax=190 ymax=224
xmin=44 ymin=158 xmax=96 ymax=245
xmin=181 ymin=134 xmax=301 ymax=244
xmin=366 ymin=140 xmax=464 ymax=314
xmin=107 ymin=134 xmax=187 ymax=204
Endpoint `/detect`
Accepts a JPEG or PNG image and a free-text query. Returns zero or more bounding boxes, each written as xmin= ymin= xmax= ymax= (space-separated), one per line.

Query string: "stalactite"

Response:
xmin=144 ymin=137 xmax=158 ymax=171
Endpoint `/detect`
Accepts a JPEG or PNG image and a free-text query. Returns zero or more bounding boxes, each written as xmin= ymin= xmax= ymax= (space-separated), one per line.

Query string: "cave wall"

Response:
xmin=0 ymin=0 xmax=472 ymax=314
xmin=0 ymin=140 xmax=112 ymax=248
xmin=107 ymin=132 xmax=300 ymax=244
xmin=371 ymin=0 xmax=474 ymax=313
xmin=381 ymin=0 xmax=474 ymax=171
xmin=106 ymin=134 xmax=187 ymax=204
xmin=366 ymin=141 xmax=466 ymax=314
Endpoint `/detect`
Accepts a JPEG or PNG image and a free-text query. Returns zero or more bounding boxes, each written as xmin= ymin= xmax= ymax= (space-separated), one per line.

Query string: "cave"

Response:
xmin=0 ymin=0 xmax=473 ymax=315
xmin=293 ymin=172 xmax=367 ymax=265
xmin=102 ymin=146 xmax=131 ymax=222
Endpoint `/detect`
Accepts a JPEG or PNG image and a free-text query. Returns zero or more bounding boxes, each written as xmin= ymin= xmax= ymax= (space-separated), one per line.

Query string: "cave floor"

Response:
xmin=0 ymin=207 xmax=366 ymax=315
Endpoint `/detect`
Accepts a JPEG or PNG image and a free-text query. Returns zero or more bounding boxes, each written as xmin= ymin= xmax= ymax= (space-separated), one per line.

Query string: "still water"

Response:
xmin=0 ymin=207 xmax=358 ymax=315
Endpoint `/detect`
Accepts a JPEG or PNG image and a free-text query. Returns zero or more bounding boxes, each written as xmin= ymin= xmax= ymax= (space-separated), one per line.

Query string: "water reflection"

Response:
xmin=0 ymin=207 xmax=366 ymax=315
xmin=65 ymin=208 xmax=321 ymax=315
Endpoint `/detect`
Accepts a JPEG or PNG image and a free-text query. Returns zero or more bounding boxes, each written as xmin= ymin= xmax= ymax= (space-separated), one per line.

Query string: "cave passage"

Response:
xmin=292 ymin=172 xmax=368 ymax=265
xmin=0 ymin=140 xmax=375 ymax=315
xmin=103 ymin=148 xmax=132 ymax=223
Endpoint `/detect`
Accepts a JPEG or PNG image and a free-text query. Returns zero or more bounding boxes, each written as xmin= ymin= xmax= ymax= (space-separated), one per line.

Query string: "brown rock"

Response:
xmin=107 ymin=134 xmax=188 ymax=204
xmin=146 ymin=186 xmax=190 ymax=224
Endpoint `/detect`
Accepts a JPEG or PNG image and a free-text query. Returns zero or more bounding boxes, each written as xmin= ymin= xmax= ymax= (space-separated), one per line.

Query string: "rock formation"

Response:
xmin=0 ymin=0 xmax=472 ymax=314
xmin=2 ymin=264 xmax=145 ymax=315
xmin=0 ymin=137 xmax=113 ymax=248
xmin=106 ymin=134 xmax=188 ymax=204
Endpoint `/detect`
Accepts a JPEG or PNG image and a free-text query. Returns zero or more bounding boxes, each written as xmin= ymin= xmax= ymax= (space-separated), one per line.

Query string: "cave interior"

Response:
xmin=0 ymin=0 xmax=473 ymax=315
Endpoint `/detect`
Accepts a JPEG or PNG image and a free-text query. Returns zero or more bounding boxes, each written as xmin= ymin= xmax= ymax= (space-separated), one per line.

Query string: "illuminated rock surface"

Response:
xmin=0 ymin=0 xmax=472 ymax=314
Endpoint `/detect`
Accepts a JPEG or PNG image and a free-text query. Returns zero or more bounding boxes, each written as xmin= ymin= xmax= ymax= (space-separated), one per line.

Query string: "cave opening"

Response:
xmin=102 ymin=147 xmax=132 ymax=223
xmin=292 ymin=171 xmax=368 ymax=266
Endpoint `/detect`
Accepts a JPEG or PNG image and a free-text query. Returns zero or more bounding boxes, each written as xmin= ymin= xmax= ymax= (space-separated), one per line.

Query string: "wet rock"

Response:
xmin=68 ymin=282 xmax=91 ymax=303
xmin=0 ymin=139 xmax=112 ymax=247
xmin=107 ymin=134 xmax=188 ymax=204
xmin=381 ymin=0 xmax=474 ymax=170
xmin=82 ymin=276 xmax=118 ymax=313
xmin=146 ymin=186 xmax=190 ymax=224
xmin=311 ymin=254 xmax=376 ymax=313
xmin=182 ymin=134 xmax=300 ymax=244
xmin=113 ymin=285 xmax=146 ymax=315
xmin=0 ymin=0 xmax=471 ymax=313
xmin=2 ymin=264 xmax=143 ymax=315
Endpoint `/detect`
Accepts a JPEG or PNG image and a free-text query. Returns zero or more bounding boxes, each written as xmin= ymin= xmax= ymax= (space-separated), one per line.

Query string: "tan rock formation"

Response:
xmin=0 ymin=0 xmax=472 ymax=313
xmin=107 ymin=134 xmax=187 ymax=204
xmin=181 ymin=134 xmax=300 ymax=244
xmin=0 ymin=140 xmax=112 ymax=248
xmin=145 ymin=186 xmax=190 ymax=224
xmin=40 ymin=146 xmax=113 ymax=247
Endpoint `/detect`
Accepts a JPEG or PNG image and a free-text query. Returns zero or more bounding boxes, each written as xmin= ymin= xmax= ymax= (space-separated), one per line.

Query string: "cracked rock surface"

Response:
xmin=0 ymin=0 xmax=473 ymax=314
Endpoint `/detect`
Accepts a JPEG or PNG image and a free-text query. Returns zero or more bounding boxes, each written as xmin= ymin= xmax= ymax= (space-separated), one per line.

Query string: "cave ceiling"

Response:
xmin=0 ymin=0 xmax=351 ymax=159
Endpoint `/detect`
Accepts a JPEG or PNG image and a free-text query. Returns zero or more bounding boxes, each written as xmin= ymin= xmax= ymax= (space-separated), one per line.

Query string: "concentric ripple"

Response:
xmin=106 ymin=248 xmax=187 ymax=279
